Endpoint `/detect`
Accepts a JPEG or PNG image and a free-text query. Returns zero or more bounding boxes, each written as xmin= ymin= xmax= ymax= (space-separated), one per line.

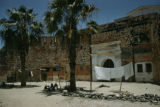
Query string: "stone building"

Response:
xmin=0 ymin=5 xmax=160 ymax=82
xmin=0 ymin=35 xmax=91 ymax=82
xmin=91 ymin=13 xmax=157 ymax=82
xmin=126 ymin=5 xmax=160 ymax=17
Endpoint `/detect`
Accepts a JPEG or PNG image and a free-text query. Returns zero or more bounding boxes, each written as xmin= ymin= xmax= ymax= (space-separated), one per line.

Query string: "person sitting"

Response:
xmin=47 ymin=83 xmax=58 ymax=91
xmin=48 ymin=83 xmax=54 ymax=91
xmin=54 ymin=83 xmax=58 ymax=90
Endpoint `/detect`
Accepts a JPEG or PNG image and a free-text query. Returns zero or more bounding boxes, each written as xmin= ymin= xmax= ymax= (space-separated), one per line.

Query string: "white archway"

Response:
xmin=91 ymin=41 xmax=122 ymax=81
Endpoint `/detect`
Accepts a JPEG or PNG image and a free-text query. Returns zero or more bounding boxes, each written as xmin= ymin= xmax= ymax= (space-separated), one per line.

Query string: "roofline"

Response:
xmin=126 ymin=4 xmax=160 ymax=16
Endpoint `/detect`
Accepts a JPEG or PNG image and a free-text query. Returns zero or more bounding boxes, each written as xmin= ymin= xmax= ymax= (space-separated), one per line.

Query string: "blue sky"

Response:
xmin=0 ymin=0 xmax=160 ymax=48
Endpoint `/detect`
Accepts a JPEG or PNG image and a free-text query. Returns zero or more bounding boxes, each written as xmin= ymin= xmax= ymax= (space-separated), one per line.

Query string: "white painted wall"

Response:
xmin=91 ymin=41 xmax=122 ymax=81
xmin=91 ymin=40 xmax=153 ymax=82
xmin=135 ymin=62 xmax=153 ymax=82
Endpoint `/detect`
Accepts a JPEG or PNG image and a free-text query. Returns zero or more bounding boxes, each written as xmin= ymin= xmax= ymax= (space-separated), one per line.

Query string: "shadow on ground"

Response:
xmin=36 ymin=86 xmax=95 ymax=97
xmin=37 ymin=90 xmax=61 ymax=97
xmin=0 ymin=84 xmax=40 ymax=89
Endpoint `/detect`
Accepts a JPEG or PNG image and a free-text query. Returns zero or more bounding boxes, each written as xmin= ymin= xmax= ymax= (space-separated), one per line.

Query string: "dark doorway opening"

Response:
xmin=103 ymin=59 xmax=114 ymax=68
xmin=103 ymin=59 xmax=115 ymax=81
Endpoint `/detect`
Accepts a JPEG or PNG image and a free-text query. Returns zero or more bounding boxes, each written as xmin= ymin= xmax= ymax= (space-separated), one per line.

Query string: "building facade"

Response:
xmin=0 ymin=6 xmax=160 ymax=82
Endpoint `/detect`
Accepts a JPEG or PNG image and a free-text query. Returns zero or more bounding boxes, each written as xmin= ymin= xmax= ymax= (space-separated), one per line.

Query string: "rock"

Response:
xmin=60 ymin=91 xmax=159 ymax=105
xmin=152 ymin=100 xmax=158 ymax=104
xmin=140 ymin=98 xmax=147 ymax=102
xmin=63 ymin=90 xmax=68 ymax=93
xmin=91 ymin=95 xmax=97 ymax=99
xmin=62 ymin=92 xmax=68 ymax=96
xmin=115 ymin=94 xmax=120 ymax=98
xmin=107 ymin=95 xmax=113 ymax=99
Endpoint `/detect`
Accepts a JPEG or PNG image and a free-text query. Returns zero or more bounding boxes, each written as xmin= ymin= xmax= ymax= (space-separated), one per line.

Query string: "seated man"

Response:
xmin=46 ymin=83 xmax=58 ymax=91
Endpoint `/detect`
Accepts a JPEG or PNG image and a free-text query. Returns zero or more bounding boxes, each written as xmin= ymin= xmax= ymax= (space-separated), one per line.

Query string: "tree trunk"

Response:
xmin=69 ymin=41 xmax=76 ymax=92
xmin=67 ymin=20 xmax=78 ymax=92
xmin=152 ymin=45 xmax=160 ymax=82
xmin=67 ymin=23 xmax=77 ymax=91
xmin=20 ymin=50 xmax=27 ymax=87
xmin=132 ymin=46 xmax=136 ymax=82
xmin=89 ymin=35 xmax=92 ymax=92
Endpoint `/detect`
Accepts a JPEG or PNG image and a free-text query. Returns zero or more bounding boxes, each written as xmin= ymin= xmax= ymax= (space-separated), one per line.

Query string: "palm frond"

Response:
xmin=87 ymin=20 xmax=99 ymax=34
xmin=0 ymin=6 xmax=43 ymax=53
xmin=80 ymin=4 xmax=98 ymax=21
xmin=45 ymin=0 xmax=98 ymax=39
xmin=44 ymin=11 xmax=58 ymax=33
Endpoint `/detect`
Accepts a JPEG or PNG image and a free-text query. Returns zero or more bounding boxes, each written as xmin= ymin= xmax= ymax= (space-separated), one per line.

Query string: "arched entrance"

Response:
xmin=91 ymin=41 xmax=122 ymax=81
xmin=103 ymin=59 xmax=114 ymax=68
xmin=103 ymin=59 xmax=115 ymax=81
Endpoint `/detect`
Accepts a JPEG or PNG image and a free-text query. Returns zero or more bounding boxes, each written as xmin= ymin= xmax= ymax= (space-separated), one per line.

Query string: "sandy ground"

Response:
xmin=0 ymin=81 xmax=160 ymax=107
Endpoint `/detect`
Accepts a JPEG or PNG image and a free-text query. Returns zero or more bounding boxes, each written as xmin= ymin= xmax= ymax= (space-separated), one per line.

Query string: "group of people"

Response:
xmin=44 ymin=83 xmax=58 ymax=91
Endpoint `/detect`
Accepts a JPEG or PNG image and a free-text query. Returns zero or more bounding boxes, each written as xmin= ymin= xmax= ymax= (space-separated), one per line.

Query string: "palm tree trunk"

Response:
xmin=67 ymin=21 xmax=77 ymax=92
xmin=69 ymin=42 xmax=76 ymax=92
xmin=20 ymin=50 xmax=27 ymax=87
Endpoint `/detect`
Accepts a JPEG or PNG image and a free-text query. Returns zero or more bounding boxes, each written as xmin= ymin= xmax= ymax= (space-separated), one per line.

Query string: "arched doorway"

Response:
xmin=103 ymin=59 xmax=115 ymax=81
xmin=103 ymin=59 xmax=114 ymax=68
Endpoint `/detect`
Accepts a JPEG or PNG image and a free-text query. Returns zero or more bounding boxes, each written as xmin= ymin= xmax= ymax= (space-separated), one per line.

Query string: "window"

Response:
xmin=137 ymin=64 xmax=143 ymax=72
xmin=80 ymin=66 xmax=83 ymax=70
xmin=146 ymin=63 xmax=152 ymax=73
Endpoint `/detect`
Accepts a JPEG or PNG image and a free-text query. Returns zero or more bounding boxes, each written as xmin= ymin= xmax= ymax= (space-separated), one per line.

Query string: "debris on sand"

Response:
xmin=61 ymin=92 xmax=160 ymax=105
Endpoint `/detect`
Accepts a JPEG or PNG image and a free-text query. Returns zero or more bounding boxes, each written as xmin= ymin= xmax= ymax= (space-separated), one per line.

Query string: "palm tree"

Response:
xmin=87 ymin=20 xmax=99 ymax=92
xmin=0 ymin=6 xmax=44 ymax=86
xmin=44 ymin=0 xmax=97 ymax=92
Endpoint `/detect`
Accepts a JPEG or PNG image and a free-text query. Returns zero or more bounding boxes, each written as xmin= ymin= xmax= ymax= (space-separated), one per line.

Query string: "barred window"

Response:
xmin=137 ymin=64 xmax=143 ymax=72
xmin=146 ymin=63 xmax=152 ymax=72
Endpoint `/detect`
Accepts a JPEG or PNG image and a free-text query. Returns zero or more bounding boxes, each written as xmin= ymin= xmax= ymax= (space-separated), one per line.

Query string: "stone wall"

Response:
xmin=17 ymin=36 xmax=90 ymax=81
xmin=0 ymin=13 xmax=160 ymax=82
xmin=91 ymin=13 xmax=160 ymax=82
xmin=151 ymin=13 xmax=160 ymax=82
xmin=0 ymin=48 xmax=20 ymax=82
xmin=0 ymin=35 xmax=91 ymax=82
xmin=92 ymin=14 xmax=155 ymax=64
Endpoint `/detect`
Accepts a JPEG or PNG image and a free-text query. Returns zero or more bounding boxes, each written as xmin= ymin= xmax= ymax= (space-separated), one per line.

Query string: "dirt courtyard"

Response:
xmin=0 ymin=81 xmax=160 ymax=107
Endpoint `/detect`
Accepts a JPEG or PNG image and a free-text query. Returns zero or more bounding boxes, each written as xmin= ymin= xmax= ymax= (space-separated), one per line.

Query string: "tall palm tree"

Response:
xmin=87 ymin=20 xmax=99 ymax=92
xmin=0 ymin=6 xmax=44 ymax=86
xmin=44 ymin=0 xmax=97 ymax=91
